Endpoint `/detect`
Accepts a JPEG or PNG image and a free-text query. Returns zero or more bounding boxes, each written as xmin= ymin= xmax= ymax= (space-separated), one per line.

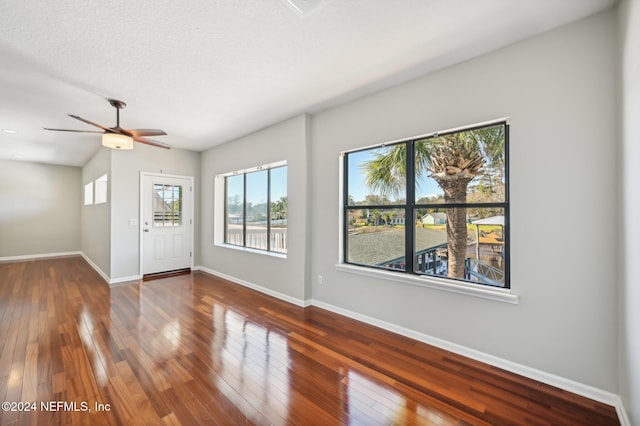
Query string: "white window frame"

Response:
xmin=335 ymin=120 xmax=518 ymax=304
xmin=94 ymin=174 xmax=108 ymax=205
xmin=214 ymin=160 xmax=287 ymax=258
xmin=84 ymin=182 xmax=93 ymax=205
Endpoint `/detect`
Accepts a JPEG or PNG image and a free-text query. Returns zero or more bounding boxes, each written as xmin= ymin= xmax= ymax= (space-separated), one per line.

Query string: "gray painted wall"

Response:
xmin=80 ymin=143 xmax=199 ymax=280
xmin=1 ymin=5 xmax=632 ymax=413
xmin=619 ymin=0 xmax=640 ymax=421
xmin=110 ymin=144 xmax=200 ymax=279
xmin=81 ymin=148 xmax=111 ymax=276
xmin=0 ymin=159 xmax=81 ymax=257
xmin=309 ymin=11 xmax=618 ymax=392
xmin=199 ymin=114 xmax=310 ymax=301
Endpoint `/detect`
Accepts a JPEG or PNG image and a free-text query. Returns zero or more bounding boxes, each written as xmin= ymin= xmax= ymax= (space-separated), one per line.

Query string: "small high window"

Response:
xmin=84 ymin=182 xmax=93 ymax=206
xmin=94 ymin=174 xmax=108 ymax=204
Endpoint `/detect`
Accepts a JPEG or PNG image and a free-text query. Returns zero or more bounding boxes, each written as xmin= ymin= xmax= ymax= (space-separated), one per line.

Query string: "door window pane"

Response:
xmin=153 ymin=184 xmax=183 ymax=227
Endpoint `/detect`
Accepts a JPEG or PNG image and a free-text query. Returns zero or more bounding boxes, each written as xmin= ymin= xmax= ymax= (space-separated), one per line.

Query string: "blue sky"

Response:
xmin=347 ymin=149 xmax=442 ymax=202
xmin=226 ymin=166 xmax=287 ymax=205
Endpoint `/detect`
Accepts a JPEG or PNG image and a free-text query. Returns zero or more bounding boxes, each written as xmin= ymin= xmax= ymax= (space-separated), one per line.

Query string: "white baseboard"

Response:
xmin=0 ymin=251 xmax=141 ymax=287
xmin=2 ymin=256 xmax=628 ymax=422
xmin=79 ymin=253 xmax=142 ymax=286
xmin=194 ymin=266 xmax=308 ymax=307
xmin=110 ymin=275 xmax=142 ymax=285
xmin=79 ymin=253 xmax=110 ymax=284
xmin=175 ymin=266 xmax=632 ymax=424
xmin=0 ymin=251 xmax=81 ymax=262
xmin=311 ymin=299 xmax=630 ymax=425
xmin=616 ymin=402 xmax=631 ymax=426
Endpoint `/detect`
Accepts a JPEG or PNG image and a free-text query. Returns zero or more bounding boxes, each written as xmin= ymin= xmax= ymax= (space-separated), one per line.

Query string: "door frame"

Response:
xmin=139 ymin=172 xmax=195 ymax=276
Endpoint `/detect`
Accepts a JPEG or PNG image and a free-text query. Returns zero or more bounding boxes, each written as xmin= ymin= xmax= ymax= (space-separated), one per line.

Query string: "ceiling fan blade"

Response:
xmin=46 ymin=100 xmax=170 ymax=150
xmin=128 ymin=129 xmax=167 ymax=137
xmin=133 ymin=136 xmax=171 ymax=149
xmin=68 ymin=114 xmax=112 ymax=132
xmin=44 ymin=128 xmax=103 ymax=133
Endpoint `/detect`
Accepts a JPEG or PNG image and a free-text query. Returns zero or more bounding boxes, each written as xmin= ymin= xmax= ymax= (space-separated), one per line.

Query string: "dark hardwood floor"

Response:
xmin=0 ymin=256 xmax=619 ymax=425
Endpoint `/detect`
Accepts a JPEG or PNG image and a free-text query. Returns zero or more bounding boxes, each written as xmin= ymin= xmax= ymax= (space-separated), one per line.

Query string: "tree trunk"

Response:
xmin=439 ymin=179 xmax=470 ymax=280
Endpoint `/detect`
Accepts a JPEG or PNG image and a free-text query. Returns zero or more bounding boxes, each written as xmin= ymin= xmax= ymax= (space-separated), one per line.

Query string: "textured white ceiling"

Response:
xmin=0 ymin=0 xmax=615 ymax=166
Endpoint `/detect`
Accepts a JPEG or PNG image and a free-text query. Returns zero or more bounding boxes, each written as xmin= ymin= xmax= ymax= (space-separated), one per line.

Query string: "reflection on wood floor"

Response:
xmin=0 ymin=257 xmax=619 ymax=425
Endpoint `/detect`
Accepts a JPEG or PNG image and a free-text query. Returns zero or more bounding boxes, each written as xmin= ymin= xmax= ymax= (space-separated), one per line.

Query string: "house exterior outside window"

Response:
xmin=343 ymin=120 xmax=509 ymax=288
xmin=223 ymin=163 xmax=288 ymax=255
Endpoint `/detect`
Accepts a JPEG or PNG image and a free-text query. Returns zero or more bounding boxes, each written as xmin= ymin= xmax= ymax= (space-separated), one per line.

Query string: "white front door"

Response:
xmin=141 ymin=173 xmax=193 ymax=275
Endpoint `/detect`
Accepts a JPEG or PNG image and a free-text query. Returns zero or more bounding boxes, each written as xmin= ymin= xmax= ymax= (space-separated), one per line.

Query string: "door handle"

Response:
xmin=144 ymin=229 xmax=150 ymax=232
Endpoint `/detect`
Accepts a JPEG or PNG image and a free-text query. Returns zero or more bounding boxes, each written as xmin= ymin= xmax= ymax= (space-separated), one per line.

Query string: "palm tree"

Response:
xmin=370 ymin=210 xmax=382 ymax=226
xmin=362 ymin=124 xmax=504 ymax=280
xmin=271 ymin=196 xmax=288 ymax=221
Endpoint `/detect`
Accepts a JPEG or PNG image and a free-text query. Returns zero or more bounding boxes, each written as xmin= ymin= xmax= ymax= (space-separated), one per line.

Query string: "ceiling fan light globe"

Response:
xmin=102 ymin=133 xmax=133 ymax=150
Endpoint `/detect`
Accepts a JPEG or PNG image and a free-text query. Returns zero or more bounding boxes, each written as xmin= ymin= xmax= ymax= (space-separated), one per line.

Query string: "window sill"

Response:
xmin=334 ymin=263 xmax=519 ymax=304
xmin=215 ymin=243 xmax=287 ymax=259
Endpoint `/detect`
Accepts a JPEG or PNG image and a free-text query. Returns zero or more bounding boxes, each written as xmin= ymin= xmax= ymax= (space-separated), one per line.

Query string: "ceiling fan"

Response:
xmin=45 ymin=99 xmax=171 ymax=150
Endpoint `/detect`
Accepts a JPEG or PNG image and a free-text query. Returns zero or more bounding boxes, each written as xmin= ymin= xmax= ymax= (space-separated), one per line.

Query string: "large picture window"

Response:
xmin=344 ymin=120 xmax=509 ymax=288
xmin=224 ymin=164 xmax=287 ymax=254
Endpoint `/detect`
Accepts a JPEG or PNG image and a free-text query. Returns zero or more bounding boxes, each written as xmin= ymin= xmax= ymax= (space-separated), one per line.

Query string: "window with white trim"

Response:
xmin=223 ymin=163 xmax=287 ymax=254
xmin=94 ymin=174 xmax=108 ymax=204
xmin=343 ymin=120 xmax=509 ymax=288
xmin=84 ymin=182 xmax=93 ymax=205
